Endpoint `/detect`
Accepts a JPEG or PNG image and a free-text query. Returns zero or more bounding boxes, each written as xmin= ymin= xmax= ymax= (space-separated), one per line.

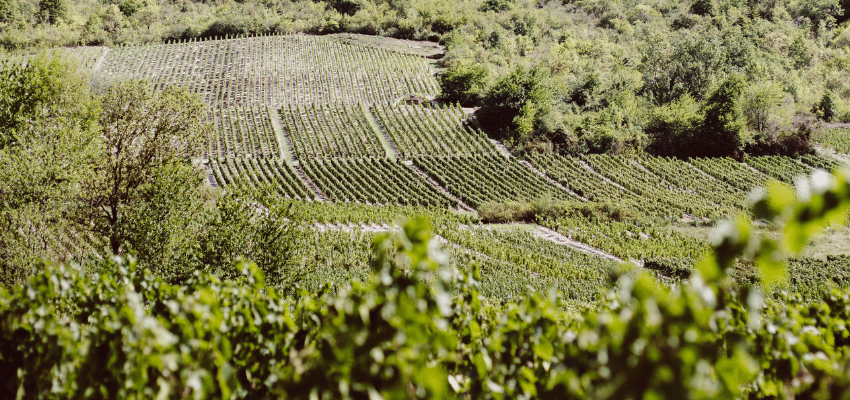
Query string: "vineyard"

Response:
xmin=96 ymin=34 xmax=438 ymax=106
xmin=209 ymin=157 xmax=314 ymax=200
xmin=208 ymin=105 xmax=280 ymax=158
xmin=58 ymin=35 xmax=845 ymax=228
xmin=281 ymin=104 xmax=388 ymax=159
xmin=9 ymin=32 xmax=850 ymax=399
xmin=371 ymin=103 xmax=498 ymax=158
xmin=8 ymin=34 xmax=850 ymax=327
xmin=744 ymin=155 xmax=818 ymax=184
xmin=300 ymin=158 xmax=454 ymax=207
xmin=413 ymin=155 xmax=582 ymax=207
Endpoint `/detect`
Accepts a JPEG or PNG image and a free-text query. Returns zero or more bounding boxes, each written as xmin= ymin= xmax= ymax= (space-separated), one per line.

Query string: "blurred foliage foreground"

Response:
xmin=5 ymin=169 xmax=850 ymax=398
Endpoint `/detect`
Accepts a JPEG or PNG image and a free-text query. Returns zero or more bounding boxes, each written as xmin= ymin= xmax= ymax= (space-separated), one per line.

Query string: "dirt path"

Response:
xmin=362 ymin=104 xmax=398 ymax=160
xmin=204 ymin=163 xmax=218 ymax=188
xmin=815 ymin=145 xmax=850 ymax=164
xmin=532 ymin=226 xmax=629 ymax=264
xmin=489 ymin=139 xmax=513 ymax=158
xmin=92 ymin=47 xmax=111 ymax=73
xmin=466 ymin=223 xmax=630 ymax=265
xmin=313 ymin=222 xmax=392 ymax=233
xmin=268 ymin=107 xmax=295 ymax=164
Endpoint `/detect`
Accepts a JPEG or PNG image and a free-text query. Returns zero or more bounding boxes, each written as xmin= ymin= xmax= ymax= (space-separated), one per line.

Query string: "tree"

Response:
xmin=639 ymin=29 xmax=725 ymax=105
xmin=0 ymin=56 xmax=99 ymax=149
xmin=0 ymin=0 xmax=16 ymax=23
xmin=478 ymin=66 xmax=551 ymax=141
xmin=645 ymin=94 xmax=703 ymax=157
xmin=698 ymin=75 xmax=747 ymax=158
xmin=189 ymin=187 xmax=295 ymax=288
xmin=78 ymin=81 xmax=210 ymax=255
xmin=814 ymin=91 xmax=838 ymax=122
xmin=740 ymin=81 xmax=788 ymax=133
xmin=438 ymin=62 xmax=487 ymax=106
xmin=119 ymin=162 xmax=209 ymax=278
xmin=0 ymin=54 xmax=100 ymax=286
xmin=690 ymin=0 xmax=716 ymax=16
xmin=38 ymin=0 xmax=66 ymax=24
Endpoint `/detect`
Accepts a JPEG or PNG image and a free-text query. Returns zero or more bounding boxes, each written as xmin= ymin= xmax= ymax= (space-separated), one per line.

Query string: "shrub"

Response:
xmin=478 ymin=199 xmax=632 ymax=223
xmin=477 ymin=66 xmax=551 ymax=141
xmin=690 ymin=0 xmax=716 ymax=16
xmin=744 ymin=127 xmax=817 ymax=157
xmin=741 ymin=81 xmax=792 ymax=133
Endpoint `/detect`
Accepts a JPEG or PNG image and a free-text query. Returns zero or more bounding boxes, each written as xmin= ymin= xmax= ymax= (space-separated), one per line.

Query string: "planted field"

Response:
xmin=545 ymin=217 xmax=709 ymax=261
xmin=281 ymin=104 xmax=387 ymax=159
xmin=582 ymin=155 xmax=729 ymax=218
xmin=209 ymin=105 xmax=280 ymax=158
xmin=688 ymin=157 xmax=770 ymax=192
xmin=413 ymin=155 xmax=581 ymax=207
xmin=798 ymin=154 xmax=843 ymax=170
xmin=525 ymin=152 xmax=673 ymax=216
xmin=371 ymin=103 xmax=497 ymax=158
xmin=637 ymin=156 xmax=747 ymax=211
xmin=59 ymin=46 xmax=108 ymax=70
xmin=98 ymin=34 xmax=438 ymax=107
xmin=744 ymin=156 xmax=814 ymax=184
xmin=210 ymin=158 xmax=314 ymax=200
xmin=815 ymin=128 xmax=850 ymax=154
xmin=441 ymin=227 xmax=618 ymax=303
xmin=301 ymin=158 xmax=455 ymax=207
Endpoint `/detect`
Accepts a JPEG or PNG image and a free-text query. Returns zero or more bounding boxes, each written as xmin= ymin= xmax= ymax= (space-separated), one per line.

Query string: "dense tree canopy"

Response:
xmin=0 ymin=54 xmax=99 ymax=286
xmin=77 ymin=80 xmax=209 ymax=255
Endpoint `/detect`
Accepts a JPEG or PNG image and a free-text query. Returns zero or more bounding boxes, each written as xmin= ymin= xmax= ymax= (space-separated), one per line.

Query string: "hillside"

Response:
xmin=6 ymin=0 xmax=850 ymax=157
xmin=5 ymin=2 xmax=850 ymax=398
xmin=1 ymin=32 xmax=845 ymax=293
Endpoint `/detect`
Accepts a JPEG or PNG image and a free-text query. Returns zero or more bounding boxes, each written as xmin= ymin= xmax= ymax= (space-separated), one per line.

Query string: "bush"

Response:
xmin=741 ymin=81 xmax=792 ymax=133
xmin=118 ymin=0 xmax=144 ymax=17
xmin=328 ymin=0 xmax=367 ymax=16
xmin=478 ymin=200 xmax=536 ymax=223
xmin=0 ymin=0 xmax=16 ymax=23
xmin=744 ymin=126 xmax=817 ymax=157
xmin=477 ymin=66 xmax=551 ymax=141
xmin=479 ymin=0 xmax=513 ymax=12
xmin=690 ymin=0 xmax=716 ymax=16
